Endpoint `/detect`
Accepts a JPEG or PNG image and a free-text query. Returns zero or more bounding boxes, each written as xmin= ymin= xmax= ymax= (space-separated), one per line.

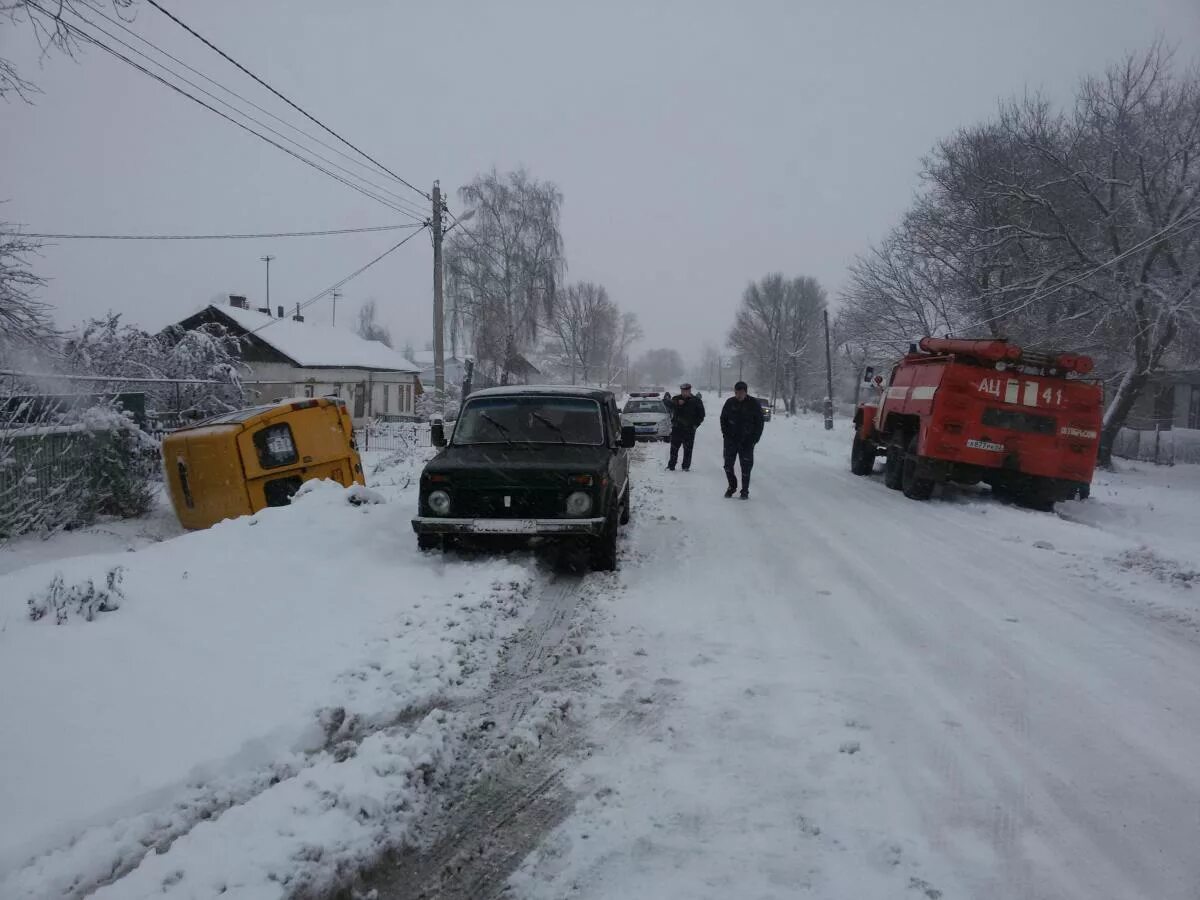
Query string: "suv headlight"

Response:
xmin=427 ymin=490 xmax=451 ymax=515
xmin=565 ymin=491 xmax=593 ymax=516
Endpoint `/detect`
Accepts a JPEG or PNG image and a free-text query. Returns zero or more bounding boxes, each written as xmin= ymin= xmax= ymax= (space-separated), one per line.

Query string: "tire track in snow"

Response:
xmin=355 ymin=568 xmax=607 ymax=900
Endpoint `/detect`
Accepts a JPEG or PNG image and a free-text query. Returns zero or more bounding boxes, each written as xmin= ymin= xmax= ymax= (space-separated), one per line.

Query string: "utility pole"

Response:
xmin=431 ymin=181 xmax=445 ymax=405
xmin=331 ymin=290 xmax=341 ymax=326
xmin=823 ymin=308 xmax=834 ymax=430
xmin=260 ymin=255 xmax=275 ymax=311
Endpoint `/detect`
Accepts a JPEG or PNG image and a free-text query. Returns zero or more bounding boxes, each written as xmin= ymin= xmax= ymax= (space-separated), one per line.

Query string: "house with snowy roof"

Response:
xmin=175 ymin=296 xmax=422 ymax=423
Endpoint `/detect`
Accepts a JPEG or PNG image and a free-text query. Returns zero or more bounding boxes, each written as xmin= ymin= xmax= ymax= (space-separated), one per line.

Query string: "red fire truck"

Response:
xmin=851 ymin=337 xmax=1102 ymax=509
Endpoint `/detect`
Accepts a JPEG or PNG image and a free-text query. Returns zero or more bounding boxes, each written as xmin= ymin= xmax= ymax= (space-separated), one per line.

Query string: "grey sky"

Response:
xmin=3 ymin=0 xmax=1198 ymax=367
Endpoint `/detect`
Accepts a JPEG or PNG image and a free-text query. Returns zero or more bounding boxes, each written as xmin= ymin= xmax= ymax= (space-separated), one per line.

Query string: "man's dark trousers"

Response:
xmin=669 ymin=426 xmax=697 ymax=470
xmin=723 ymin=438 xmax=754 ymax=489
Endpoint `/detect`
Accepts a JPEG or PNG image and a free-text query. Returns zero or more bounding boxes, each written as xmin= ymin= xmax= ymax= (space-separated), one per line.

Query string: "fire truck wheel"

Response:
xmin=850 ymin=436 xmax=875 ymax=476
xmin=901 ymin=435 xmax=935 ymax=501
xmin=883 ymin=438 xmax=905 ymax=490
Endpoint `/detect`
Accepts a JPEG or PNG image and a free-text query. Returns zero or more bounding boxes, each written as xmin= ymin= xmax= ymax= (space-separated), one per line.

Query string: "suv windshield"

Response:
xmin=453 ymin=396 xmax=605 ymax=446
xmin=624 ymin=400 xmax=664 ymax=414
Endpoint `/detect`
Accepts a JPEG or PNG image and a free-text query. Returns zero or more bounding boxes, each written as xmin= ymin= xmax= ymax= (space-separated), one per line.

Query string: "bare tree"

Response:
xmin=550 ymin=282 xmax=617 ymax=384
xmin=445 ymin=168 xmax=565 ymax=385
xmin=633 ymin=347 xmax=684 ymax=388
xmin=0 ymin=225 xmax=54 ymax=358
xmin=354 ymin=299 xmax=392 ymax=347
xmin=2 ymin=1 xmax=134 ymax=101
xmin=602 ymin=310 xmax=642 ymax=387
xmin=728 ymin=274 xmax=827 ymax=413
xmin=698 ymin=342 xmax=720 ymax=390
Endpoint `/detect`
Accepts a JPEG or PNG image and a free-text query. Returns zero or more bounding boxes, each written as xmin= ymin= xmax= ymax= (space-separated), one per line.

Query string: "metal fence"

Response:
xmin=1112 ymin=426 xmax=1200 ymax=466
xmin=354 ymin=421 xmax=429 ymax=453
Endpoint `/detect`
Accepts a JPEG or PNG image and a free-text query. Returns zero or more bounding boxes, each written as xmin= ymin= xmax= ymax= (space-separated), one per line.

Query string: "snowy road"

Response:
xmin=514 ymin=415 xmax=1200 ymax=900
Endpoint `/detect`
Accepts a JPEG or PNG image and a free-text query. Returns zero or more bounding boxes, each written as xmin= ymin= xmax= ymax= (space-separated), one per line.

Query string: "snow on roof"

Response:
xmin=212 ymin=304 xmax=420 ymax=373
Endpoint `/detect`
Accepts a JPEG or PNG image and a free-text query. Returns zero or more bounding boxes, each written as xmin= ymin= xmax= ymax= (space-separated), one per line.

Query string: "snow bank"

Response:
xmin=0 ymin=458 xmax=536 ymax=898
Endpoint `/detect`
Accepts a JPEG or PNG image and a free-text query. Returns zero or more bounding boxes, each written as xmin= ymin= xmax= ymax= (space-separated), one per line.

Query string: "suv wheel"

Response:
xmin=619 ymin=483 xmax=631 ymax=525
xmin=591 ymin=500 xmax=619 ymax=571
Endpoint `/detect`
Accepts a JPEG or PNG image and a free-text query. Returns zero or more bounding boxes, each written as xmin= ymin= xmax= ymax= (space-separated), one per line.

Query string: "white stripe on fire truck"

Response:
xmin=1023 ymin=381 xmax=1039 ymax=407
xmin=1004 ymin=380 xmax=1020 ymax=403
xmin=887 ymin=387 xmax=908 ymax=399
xmin=909 ymin=386 xmax=937 ymax=401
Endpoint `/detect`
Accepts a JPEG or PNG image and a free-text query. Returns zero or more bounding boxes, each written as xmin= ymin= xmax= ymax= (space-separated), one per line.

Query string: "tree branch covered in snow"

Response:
xmin=61 ymin=312 xmax=247 ymax=420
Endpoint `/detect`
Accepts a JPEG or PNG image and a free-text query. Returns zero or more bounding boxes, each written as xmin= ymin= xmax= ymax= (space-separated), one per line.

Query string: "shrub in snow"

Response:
xmin=1 ymin=398 xmax=157 ymax=540
xmin=28 ymin=566 xmax=126 ymax=624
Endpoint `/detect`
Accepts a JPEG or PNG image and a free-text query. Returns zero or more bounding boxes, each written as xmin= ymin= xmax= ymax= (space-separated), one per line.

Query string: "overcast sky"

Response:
xmin=3 ymin=0 xmax=1198 ymax=366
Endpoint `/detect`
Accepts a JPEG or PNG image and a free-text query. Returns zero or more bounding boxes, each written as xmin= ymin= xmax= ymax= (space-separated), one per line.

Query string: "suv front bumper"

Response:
xmin=412 ymin=516 xmax=606 ymax=536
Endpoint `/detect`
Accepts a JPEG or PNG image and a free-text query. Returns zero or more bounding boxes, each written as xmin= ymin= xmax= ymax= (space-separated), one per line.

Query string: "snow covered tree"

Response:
xmin=63 ymin=313 xmax=246 ymax=420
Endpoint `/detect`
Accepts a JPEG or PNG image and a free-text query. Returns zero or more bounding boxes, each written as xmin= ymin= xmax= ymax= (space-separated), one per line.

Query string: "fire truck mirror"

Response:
xmin=863 ymin=366 xmax=875 ymax=383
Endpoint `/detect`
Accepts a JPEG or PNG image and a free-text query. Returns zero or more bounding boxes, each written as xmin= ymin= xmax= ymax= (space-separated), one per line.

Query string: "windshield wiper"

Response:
xmin=529 ymin=411 xmax=567 ymax=444
xmin=477 ymin=413 xmax=513 ymax=445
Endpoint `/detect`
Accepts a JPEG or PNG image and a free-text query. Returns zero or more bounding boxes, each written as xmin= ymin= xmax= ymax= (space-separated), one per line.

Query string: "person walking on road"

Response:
xmin=664 ymin=383 xmax=705 ymax=471
xmin=720 ymin=381 xmax=764 ymax=498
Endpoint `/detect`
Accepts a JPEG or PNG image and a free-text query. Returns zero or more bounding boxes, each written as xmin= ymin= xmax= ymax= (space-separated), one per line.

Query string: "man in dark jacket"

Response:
xmin=664 ymin=383 xmax=705 ymax=471
xmin=720 ymin=381 xmax=765 ymax=498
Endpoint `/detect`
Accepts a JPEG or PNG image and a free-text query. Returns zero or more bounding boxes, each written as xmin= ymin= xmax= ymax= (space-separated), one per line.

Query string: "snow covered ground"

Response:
xmin=0 ymin=445 xmax=543 ymax=899
xmin=512 ymin=414 xmax=1200 ymax=900
xmin=3 ymin=414 xmax=1199 ymax=899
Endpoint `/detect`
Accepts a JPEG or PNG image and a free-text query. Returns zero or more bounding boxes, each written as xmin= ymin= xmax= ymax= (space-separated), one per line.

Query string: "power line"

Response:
xmin=22 ymin=223 xmax=425 ymax=240
xmin=80 ymin=2 xmax=430 ymax=221
xmin=248 ymin=225 xmax=428 ymax=337
xmin=64 ymin=6 xmax=428 ymax=223
xmin=24 ymin=4 xmax=422 ymax=221
xmin=145 ymin=0 xmax=429 ymax=202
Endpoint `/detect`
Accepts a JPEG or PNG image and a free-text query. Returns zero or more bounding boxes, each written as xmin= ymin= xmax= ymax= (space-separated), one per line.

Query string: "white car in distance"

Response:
xmin=621 ymin=395 xmax=671 ymax=442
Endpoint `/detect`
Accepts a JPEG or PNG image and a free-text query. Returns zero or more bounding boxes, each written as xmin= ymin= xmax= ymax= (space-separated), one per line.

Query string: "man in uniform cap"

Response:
xmin=663 ymin=382 xmax=705 ymax=471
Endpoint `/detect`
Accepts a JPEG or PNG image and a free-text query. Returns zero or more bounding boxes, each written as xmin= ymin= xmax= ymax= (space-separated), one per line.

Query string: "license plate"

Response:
xmin=636 ymin=426 xmax=657 ymax=432
xmin=471 ymin=518 xmax=537 ymax=534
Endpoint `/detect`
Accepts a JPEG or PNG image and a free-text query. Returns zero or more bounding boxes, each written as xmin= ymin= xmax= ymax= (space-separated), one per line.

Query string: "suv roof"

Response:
xmin=466 ymin=384 xmax=614 ymax=402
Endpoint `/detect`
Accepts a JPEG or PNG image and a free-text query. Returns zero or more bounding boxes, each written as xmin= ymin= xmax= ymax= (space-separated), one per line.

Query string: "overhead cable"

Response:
xmin=145 ymin=0 xmax=430 ymax=202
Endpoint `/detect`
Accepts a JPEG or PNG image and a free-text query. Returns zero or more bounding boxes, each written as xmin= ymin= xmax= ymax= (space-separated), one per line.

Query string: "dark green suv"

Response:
xmin=411 ymin=386 xmax=636 ymax=570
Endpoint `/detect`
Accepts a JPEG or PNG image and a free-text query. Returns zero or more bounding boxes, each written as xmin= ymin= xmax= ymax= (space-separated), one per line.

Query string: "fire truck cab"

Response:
xmin=851 ymin=337 xmax=1102 ymax=510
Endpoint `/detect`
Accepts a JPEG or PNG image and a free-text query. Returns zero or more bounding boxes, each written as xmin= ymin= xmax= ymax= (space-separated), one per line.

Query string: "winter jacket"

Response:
xmin=665 ymin=394 xmax=706 ymax=430
xmin=720 ymin=395 xmax=764 ymax=446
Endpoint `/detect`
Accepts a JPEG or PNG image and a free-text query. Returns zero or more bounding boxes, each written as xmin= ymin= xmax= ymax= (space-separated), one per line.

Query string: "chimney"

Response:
xmin=292 ymin=302 xmax=304 ymax=323
xmin=229 ymin=294 xmax=248 ymax=310
xmin=277 ymin=305 xmax=284 ymax=319
xmin=256 ymin=307 xmax=271 ymax=316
